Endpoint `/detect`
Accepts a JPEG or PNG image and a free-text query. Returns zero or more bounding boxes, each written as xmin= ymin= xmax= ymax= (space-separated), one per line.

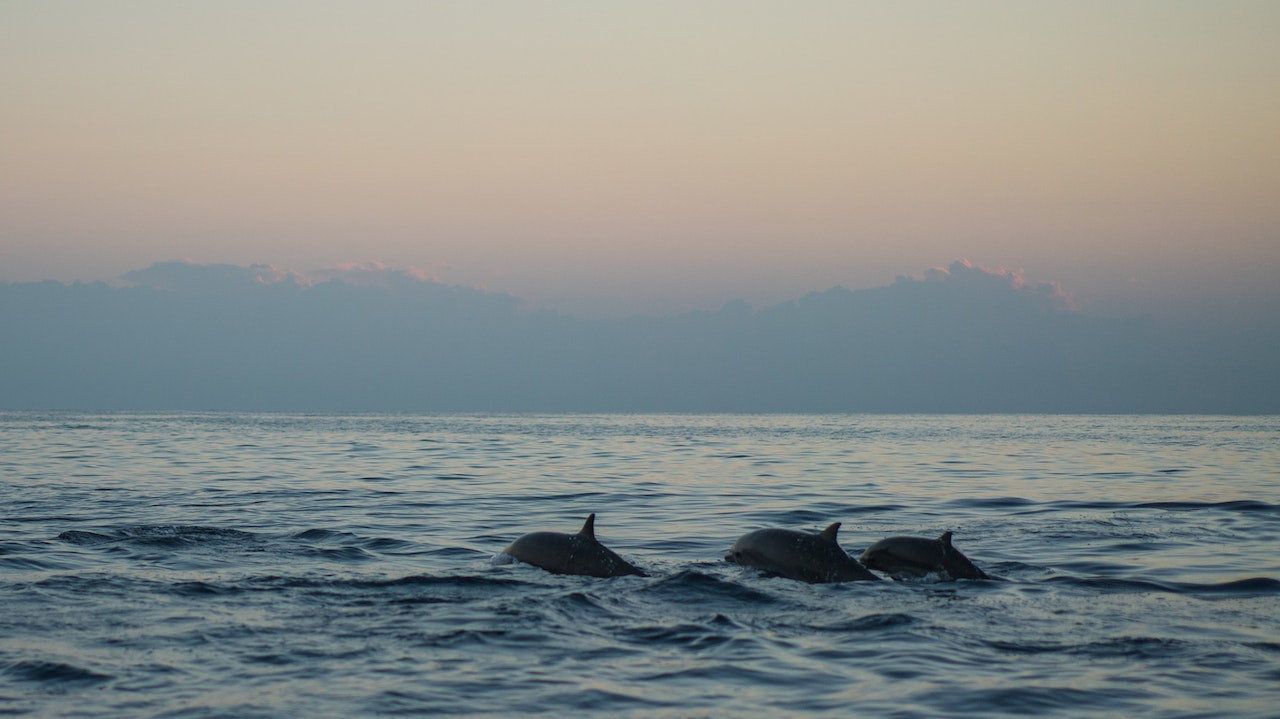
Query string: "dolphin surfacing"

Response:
xmin=500 ymin=514 xmax=647 ymax=578
xmin=858 ymin=531 xmax=991 ymax=581
xmin=724 ymin=522 xmax=880 ymax=582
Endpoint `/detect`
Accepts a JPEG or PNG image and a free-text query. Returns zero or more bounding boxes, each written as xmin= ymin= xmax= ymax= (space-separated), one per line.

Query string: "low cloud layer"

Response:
xmin=121 ymin=259 xmax=442 ymax=293
xmin=121 ymin=261 xmax=309 ymax=292
xmin=911 ymin=258 xmax=1072 ymax=312
xmin=2 ymin=260 xmax=1275 ymax=412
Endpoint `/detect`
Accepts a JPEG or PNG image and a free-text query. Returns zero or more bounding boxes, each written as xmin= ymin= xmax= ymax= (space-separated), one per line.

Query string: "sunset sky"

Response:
xmin=3 ymin=1 xmax=1278 ymax=320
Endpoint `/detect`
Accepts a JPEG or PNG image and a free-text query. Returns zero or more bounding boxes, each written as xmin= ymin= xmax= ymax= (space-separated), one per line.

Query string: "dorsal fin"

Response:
xmin=938 ymin=531 xmax=953 ymax=547
xmin=578 ymin=513 xmax=597 ymax=540
xmin=820 ymin=522 xmax=841 ymax=542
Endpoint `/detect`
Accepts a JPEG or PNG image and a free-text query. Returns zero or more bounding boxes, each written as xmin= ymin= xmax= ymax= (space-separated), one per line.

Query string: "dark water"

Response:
xmin=2 ymin=413 xmax=1278 ymax=718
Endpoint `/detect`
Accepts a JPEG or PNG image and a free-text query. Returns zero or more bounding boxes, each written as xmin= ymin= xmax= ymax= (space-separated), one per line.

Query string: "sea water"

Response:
xmin=2 ymin=413 xmax=1278 ymax=718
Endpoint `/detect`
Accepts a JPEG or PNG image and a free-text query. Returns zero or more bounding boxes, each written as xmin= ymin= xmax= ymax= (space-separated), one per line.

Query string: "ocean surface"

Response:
xmin=2 ymin=413 xmax=1278 ymax=718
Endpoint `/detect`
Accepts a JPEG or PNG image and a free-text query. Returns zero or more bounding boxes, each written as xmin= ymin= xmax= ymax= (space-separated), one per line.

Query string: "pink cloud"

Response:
xmin=306 ymin=261 xmax=445 ymax=289
xmin=906 ymin=258 xmax=1073 ymax=311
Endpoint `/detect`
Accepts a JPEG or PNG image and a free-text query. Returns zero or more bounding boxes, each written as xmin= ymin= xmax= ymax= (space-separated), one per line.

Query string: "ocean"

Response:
xmin=2 ymin=412 xmax=1278 ymax=718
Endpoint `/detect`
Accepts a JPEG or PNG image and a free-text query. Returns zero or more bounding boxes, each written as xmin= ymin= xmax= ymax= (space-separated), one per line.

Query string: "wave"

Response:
xmin=0 ymin=555 xmax=76 ymax=571
xmin=156 ymin=572 xmax=536 ymax=601
xmin=641 ymin=569 xmax=783 ymax=605
xmin=55 ymin=529 xmax=121 ymax=545
xmin=928 ymin=684 xmax=1151 ymax=715
xmin=1064 ymin=499 xmax=1278 ymax=513
xmin=622 ymin=615 xmax=743 ymax=650
xmin=977 ymin=498 xmax=1280 ymax=516
xmin=945 ymin=496 xmax=1039 ymax=509
xmin=243 ymin=573 xmax=532 ymax=592
xmin=1043 ymin=575 xmax=1280 ymax=595
xmin=984 ymin=636 xmax=1192 ymax=660
xmin=56 ymin=526 xmax=259 ymax=547
xmin=292 ymin=528 xmax=418 ymax=554
xmin=1134 ymin=500 xmax=1280 ymax=513
xmin=53 ymin=525 xmax=432 ymax=563
xmin=804 ymin=612 xmax=916 ymax=633
xmin=2 ymin=659 xmax=112 ymax=684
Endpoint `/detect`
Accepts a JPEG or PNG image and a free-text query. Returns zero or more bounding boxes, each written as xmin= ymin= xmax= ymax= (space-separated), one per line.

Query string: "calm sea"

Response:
xmin=2 ymin=413 xmax=1278 ymax=718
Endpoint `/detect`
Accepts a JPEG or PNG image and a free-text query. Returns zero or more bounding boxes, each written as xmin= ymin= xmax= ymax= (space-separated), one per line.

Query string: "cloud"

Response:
xmin=119 ymin=259 xmax=453 ymax=294
xmin=306 ymin=261 xmax=442 ymax=290
xmin=121 ymin=260 xmax=308 ymax=292
xmin=903 ymin=258 xmax=1072 ymax=311
xmin=3 ymin=258 xmax=1275 ymax=412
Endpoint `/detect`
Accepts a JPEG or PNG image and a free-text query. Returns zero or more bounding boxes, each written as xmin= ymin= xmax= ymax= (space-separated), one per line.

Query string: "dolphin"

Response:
xmin=500 ymin=514 xmax=647 ymax=578
xmin=858 ymin=531 xmax=991 ymax=581
xmin=724 ymin=522 xmax=880 ymax=582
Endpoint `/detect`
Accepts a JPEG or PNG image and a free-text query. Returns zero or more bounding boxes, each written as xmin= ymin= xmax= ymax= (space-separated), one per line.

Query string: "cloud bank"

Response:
xmin=2 ymin=260 xmax=1275 ymax=413
xmin=120 ymin=259 xmax=442 ymax=292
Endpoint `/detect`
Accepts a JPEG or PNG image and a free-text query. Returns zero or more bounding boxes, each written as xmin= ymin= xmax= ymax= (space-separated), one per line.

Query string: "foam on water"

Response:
xmin=2 ymin=412 xmax=1278 ymax=717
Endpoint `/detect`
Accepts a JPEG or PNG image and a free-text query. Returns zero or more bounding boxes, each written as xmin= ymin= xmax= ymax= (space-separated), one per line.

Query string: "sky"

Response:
xmin=2 ymin=1 xmax=1279 ymax=321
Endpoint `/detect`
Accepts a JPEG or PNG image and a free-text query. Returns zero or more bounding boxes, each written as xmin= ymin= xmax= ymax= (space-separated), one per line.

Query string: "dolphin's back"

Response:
xmin=858 ymin=532 xmax=991 ymax=580
xmin=502 ymin=532 xmax=586 ymax=575
xmin=501 ymin=515 xmax=647 ymax=578
xmin=726 ymin=525 xmax=878 ymax=583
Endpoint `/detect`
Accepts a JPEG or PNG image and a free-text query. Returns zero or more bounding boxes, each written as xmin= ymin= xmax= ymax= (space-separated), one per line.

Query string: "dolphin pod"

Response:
xmin=500 ymin=515 xmax=993 ymax=583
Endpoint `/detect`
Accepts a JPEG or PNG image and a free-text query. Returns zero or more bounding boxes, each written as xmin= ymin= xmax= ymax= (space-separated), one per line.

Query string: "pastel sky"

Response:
xmin=2 ymin=1 xmax=1278 ymax=320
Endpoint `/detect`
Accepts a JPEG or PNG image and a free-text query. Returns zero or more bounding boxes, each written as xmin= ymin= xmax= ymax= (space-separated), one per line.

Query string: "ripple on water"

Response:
xmin=2 ymin=660 xmax=113 ymax=685
xmin=640 ymin=569 xmax=785 ymax=606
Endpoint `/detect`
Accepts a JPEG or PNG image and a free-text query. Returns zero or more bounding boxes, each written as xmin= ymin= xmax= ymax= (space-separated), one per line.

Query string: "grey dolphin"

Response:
xmin=724 ymin=522 xmax=880 ymax=582
xmin=500 ymin=514 xmax=647 ymax=578
xmin=858 ymin=531 xmax=991 ymax=581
